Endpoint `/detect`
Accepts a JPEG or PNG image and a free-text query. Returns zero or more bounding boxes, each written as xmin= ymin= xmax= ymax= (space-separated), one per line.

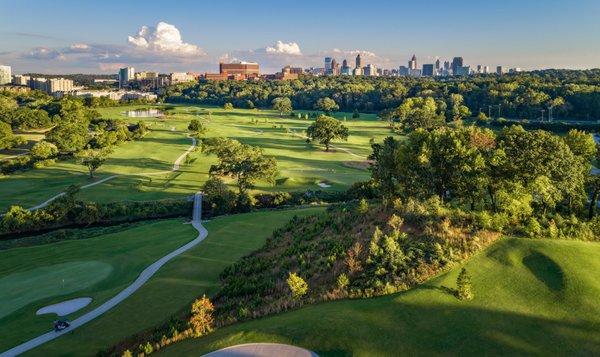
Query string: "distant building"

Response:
xmin=331 ymin=58 xmax=339 ymax=75
xmin=72 ymin=89 xmax=157 ymax=101
xmin=422 ymin=64 xmax=435 ymax=76
xmin=455 ymin=66 xmax=471 ymax=76
xmin=30 ymin=77 xmax=48 ymax=92
xmin=483 ymin=66 xmax=490 ymax=74
xmin=435 ymin=58 xmax=441 ymax=71
xmin=409 ymin=54 xmax=418 ymax=70
xmin=451 ymin=57 xmax=464 ymax=75
xmin=352 ymin=66 xmax=363 ymax=76
xmin=47 ymin=78 xmax=74 ymax=94
xmin=269 ymin=65 xmax=301 ymax=80
xmin=118 ymin=67 xmax=135 ymax=88
xmin=219 ymin=61 xmax=259 ymax=77
xmin=169 ymin=72 xmax=197 ymax=84
xmin=398 ymin=66 xmax=409 ymax=76
xmin=409 ymin=68 xmax=422 ymax=77
xmin=364 ymin=64 xmax=377 ymax=76
xmin=135 ymin=71 xmax=158 ymax=80
xmin=324 ymin=57 xmax=333 ymax=75
xmin=509 ymin=67 xmax=522 ymax=73
xmin=496 ymin=66 xmax=504 ymax=75
xmin=12 ymin=74 xmax=30 ymax=86
xmin=355 ymin=54 xmax=362 ymax=69
xmin=0 ymin=65 xmax=11 ymax=85
xmin=340 ymin=59 xmax=351 ymax=75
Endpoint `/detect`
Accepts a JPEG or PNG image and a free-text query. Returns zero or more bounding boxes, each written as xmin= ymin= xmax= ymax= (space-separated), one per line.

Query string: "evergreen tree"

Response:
xmin=457 ymin=268 xmax=473 ymax=300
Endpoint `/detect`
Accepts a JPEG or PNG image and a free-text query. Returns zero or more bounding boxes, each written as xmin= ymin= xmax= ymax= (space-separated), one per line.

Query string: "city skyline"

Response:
xmin=1 ymin=0 xmax=600 ymax=74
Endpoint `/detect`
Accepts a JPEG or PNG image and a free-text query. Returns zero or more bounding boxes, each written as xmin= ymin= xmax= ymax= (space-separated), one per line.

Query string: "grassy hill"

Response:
xmin=160 ymin=237 xmax=600 ymax=356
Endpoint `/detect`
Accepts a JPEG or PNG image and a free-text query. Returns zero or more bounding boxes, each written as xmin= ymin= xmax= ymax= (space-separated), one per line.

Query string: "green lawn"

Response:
xmin=0 ymin=218 xmax=196 ymax=351
xmin=0 ymin=104 xmax=393 ymax=213
xmin=22 ymin=206 xmax=325 ymax=356
xmin=160 ymin=238 xmax=600 ymax=356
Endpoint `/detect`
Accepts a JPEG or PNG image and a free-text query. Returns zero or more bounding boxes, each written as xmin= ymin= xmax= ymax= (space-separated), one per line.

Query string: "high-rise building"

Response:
xmin=451 ymin=57 xmax=464 ymax=74
xmin=353 ymin=66 xmax=363 ymax=76
xmin=422 ymin=64 xmax=435 ymax=76
xmin=364 ymin=64 xmax=377 ymax=76
xmin=0 ymin=65 xmax=11 ymax=85
xmin=496 ymin=66 xmax=504 ymax=75
xmin=455 ymin=66 xmax=471 ymax=76
xmin=331 ymin=58 xmax=339 ymax=75
xmin=398 ymin=66 xmax=409 ymax=76
xmin=355 ymin=54 xmax=362 ymax=69
xmin=118 ymin=67 xmax=135 ymax=88
xmin=476 ymin=65 xmax=483 ymax=73
xmin=409 ymin=55 xmax=418 ymax=70
xmin=30 ymin=77 xmax=48 ymax=92
xmin=435 ymin=58 xmax=440 ymax=70
xmin=483 ymin=66 xmax=490 ymax=74
xmin=444 ymin=61 xmax=451 ymax=70
xmin=341 ymin=59 xmax=351 ymax=75
xmin=12 ymin=74 xmax=30 ymax=86
xmin=324 ymin=57 xmax=333 ymax=75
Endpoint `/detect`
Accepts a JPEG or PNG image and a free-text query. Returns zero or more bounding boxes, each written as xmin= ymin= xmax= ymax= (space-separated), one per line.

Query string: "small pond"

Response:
xmin=125 ymin=109 xmax=163 ymax=118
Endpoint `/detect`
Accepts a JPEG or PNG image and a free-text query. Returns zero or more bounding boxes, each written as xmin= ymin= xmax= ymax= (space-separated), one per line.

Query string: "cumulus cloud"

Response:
xmin=264 ymin=41 xmax=302 ymax=55
xmin=127 ymin=22 xmax=203 ymax=56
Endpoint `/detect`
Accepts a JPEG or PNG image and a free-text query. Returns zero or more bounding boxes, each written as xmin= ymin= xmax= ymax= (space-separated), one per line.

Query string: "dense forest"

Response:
xmin=165 ymin=69 xmax=600 ymax=120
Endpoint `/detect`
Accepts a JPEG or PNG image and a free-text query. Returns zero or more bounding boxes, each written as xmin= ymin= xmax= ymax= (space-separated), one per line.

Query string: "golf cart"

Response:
xmin=53 ymin=319 xmax=70 ymax=332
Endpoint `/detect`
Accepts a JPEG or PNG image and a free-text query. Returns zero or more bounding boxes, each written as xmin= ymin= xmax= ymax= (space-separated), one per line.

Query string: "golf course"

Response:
xmin=0 ymin=207 xmax=325 ymax=354
xmin=0 ymin=104 xmax=390 ymax=213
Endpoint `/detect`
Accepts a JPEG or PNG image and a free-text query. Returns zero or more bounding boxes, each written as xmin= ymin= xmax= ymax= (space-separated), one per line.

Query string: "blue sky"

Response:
xmin=1 ymin=0 xmax=599 ymax=73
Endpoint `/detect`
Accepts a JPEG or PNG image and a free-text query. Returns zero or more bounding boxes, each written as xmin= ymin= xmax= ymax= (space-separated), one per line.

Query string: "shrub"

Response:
xmin=337 ymin=273 xmax=349 ymax=290
xmin=189 ymin=295 xmax=214 ymax=337
xmin=357 ymin=199 xmax=369 ymax=214
xmin=286 ymin=272 xmax=308 ymax=299
xmin=223 ymin=102 xmax=234 ymax=110
xmin=457 ymin=268 xmax=473 ymax=300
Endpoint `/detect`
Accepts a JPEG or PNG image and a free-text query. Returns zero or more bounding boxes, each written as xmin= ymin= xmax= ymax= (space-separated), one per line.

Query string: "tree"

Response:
xmin=456 ymin=268 xmax=473 ymax=300
xmin=202 ymin=138 xmax=278 ymax=194
xmin=563 ymin=129 xmax=597 ymax=161
xmin=0 ymin=121 xmax=21 ymax=150
xmin=30 ymin=141 xmax=58 ymax=160
xmin=449 ymin=93 xmax=472 ymax=121
xmin=286 ymin=272 xmax=308 ymax=299
xmin=272 ymin=97 xmax=292 ymax=117
xmin=314 ymin=97 xmax=339 ymax=114
xmin=396 ymin=97 xmax=444 ymax=130
xmin=189 ymin=295 xmax=214 ymax=337
xmin=46 ymin=121 xmax=89 ymax=153
xmin=202 ymin=176 xmax=236 ymax=214
xmin=357 ymin=198 xmax=369 ymax=214
xmin=306 ymin=115 xmax=349 ymax=151
xmin=188 ymin=119 xmax=207 ymax=137
xmin=76 ymin=148 xmax=112 ymax=178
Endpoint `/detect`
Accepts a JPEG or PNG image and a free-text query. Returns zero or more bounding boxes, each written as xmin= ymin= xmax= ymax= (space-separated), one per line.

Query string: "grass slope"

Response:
xmin=0 ymin=218 xmax=196 ymax=351
xmin=161 ymin=238 xmax=600 ymax=356
xmin=24 ymin=207 xmax=325 ymax=356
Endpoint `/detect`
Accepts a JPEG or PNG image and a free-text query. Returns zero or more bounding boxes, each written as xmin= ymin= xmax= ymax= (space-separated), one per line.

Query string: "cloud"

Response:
xmin=127 ymin=22 xmax=203 ymax=56
xmin=22 ymin=47 xmax=65 ymax=60
xmin=263 ymin=41 xmax=302 ymax=55
xmin=69 ymin=43 xmax=90 ymax=51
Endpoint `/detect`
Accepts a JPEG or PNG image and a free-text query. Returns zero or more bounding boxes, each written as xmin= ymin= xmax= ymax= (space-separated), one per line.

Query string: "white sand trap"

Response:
xmin=36 ymin=297 xmax=92 ymax=316
xmin=317 ymin=182 xmax=332 ymax=188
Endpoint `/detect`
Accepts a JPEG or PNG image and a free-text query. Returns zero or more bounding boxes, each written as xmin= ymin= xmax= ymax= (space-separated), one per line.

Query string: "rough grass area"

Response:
xmin=161 ymin=238 xmax=600 ymax=356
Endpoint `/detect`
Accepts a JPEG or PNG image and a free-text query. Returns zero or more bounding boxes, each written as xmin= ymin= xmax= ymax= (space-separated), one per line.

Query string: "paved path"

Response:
xmin=15 ymin=136 xmax=197 ymax=213
xmin=1 ymin=192 xmax=207 ymax=357
xmin=203 ymin=343 xmax=318 ymax=357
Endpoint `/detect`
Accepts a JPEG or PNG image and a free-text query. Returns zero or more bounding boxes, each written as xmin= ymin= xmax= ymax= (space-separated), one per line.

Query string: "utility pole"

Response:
xmin=548 ymin=106 xmax=553 ymax=122
xmin=488 ymin=105 xmax=492 ymax=118
xmin=541 ymin=109 xmax=545 ymax=121
xmin=497 ymin=104 xmax=501 ymax=118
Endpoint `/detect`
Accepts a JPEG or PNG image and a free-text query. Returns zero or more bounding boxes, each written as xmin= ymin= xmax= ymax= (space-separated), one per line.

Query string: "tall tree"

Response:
xmin=271 ymin=97 xmax=292 ymax=117
xmin=314 ymin=97 xmax=339 ymax=114
xmin=306 ymin=115 xmax=349 ymax=151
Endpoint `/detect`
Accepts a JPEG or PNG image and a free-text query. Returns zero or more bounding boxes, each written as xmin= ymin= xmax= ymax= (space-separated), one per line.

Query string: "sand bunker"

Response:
xmin=36 ymin=297 xmax=92 ymax=316
xmin=317 ymin=182 xmax=332 ymax=188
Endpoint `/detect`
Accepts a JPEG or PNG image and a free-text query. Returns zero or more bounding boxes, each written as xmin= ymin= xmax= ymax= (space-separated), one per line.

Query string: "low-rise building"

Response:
xmin=72 ymin=90 xmax=157 ymax=101
xmin=0 ymin=65 xmax=11 ymax=85
xmin=12 ymin=74 xmax=30 ymax=86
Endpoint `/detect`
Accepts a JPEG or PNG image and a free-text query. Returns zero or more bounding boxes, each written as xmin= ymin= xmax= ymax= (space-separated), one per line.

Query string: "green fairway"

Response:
xmin=20 ymin=206 xmax=325 ymax=356
xmin=0 ymin=218 xmax=196 ymax=351
xmin=0 ymin=104 xmax=393 ymax=213
xmin=159 ymin=238 xmax=600 ymax=356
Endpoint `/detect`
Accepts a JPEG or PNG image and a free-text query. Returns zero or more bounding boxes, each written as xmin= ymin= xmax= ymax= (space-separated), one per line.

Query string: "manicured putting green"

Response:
xmin=0 ymin=261 xmax=112 ymax=319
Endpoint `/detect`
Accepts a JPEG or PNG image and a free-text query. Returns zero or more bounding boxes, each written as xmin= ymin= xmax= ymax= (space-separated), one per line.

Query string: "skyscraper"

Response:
xmin=331 ymin=58 xmax=339 ymax=75
xmin=435 ymin=58 xmax=440 ymax=70
xmin=0 ymin=65 xmax=11 ymax=85
xmin=451 ymin=57 xmax=463 ymax=75
xmin=422 ymin=64 xmax=434 ymax=77
xmin=496 ymin=66 xmax=504 ymax=75
xmin=355 ymin=54 xmax=362 ymax=69
xmin=118 ymin=67 xmax=135 ymax=88
xmin=409 ymin=55 xmax=417 ymax=70
xmin=324 ymin=57 xmax=332 ymax=75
